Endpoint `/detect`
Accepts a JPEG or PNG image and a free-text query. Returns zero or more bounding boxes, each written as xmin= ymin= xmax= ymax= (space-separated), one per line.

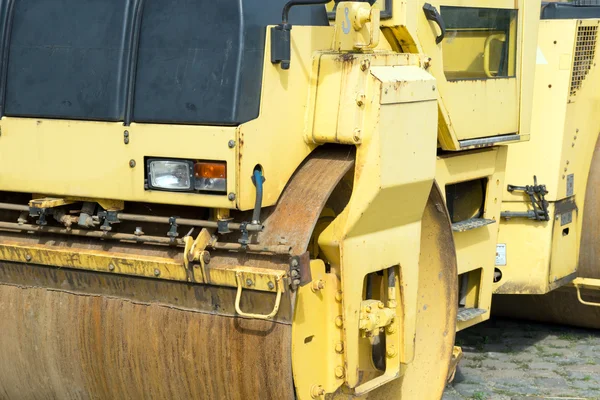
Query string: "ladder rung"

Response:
xmin=452 ymin=218 xmax=495 ymax=233
xmin=457 ymin=307 xmax=487 ymax=322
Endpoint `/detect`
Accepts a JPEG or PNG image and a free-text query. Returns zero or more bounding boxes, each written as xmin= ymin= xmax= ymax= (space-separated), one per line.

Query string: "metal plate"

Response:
xmin=567 ymin=173 xmax=575 ymax=197
xmin=561 ymin=210 xmax=573 ymax=226
xmin=495 ymin=243 xmax=507 ymax=266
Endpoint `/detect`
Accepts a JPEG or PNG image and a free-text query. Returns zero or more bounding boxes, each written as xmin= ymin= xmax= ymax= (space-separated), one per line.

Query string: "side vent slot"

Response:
xmin=570 ymin=24 xmax=598 ymax=97
xmin=457 ymin=269 xmax=487 ymax=322
xmin=445 ymin=178 xmax=495 ymax=233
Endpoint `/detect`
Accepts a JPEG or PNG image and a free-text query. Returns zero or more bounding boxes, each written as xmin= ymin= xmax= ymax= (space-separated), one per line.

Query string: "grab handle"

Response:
xmin=423 ymin=3 xmax=446 ymax=44
xmin=483 ymin=33 xmax=506 ymax=78
xmin=235 ymin=272 xmax=284 ymax=320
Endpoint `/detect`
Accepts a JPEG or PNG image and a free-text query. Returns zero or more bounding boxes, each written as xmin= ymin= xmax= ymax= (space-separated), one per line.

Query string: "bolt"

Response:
xmin=353 ymin=128 xmax=362 ymax=144
xmin=310 ymin=385 xmax=325 ymax=398
xmin=124 ymin=137 xmax=129 ymax=144
xmin=335 ymin=342 xmax=344 ymax=354
xmin=124 ymin=130 xmax=129 ymax=137
xmin=365 ymin=305 xmax=372 ymax=313
xmin=386 ymin=345 xmax=397 ymax=358
xmin=202 ymin=252 xmax=211 ymax=264
xmin=360 ymin=59 xmax=370 ymax=71
xmin=154 ymin=269 xmax=160 ymax=277
xmin=129 ymin=159 xmax=136 ymax=168
xmin=268 ymin=281 xmax=275 ymax=290
xmin=293 ymin=278 xmax=301 ymax=286
xmin=567 ymin=160 xmax=570 ymax=165
xmin=555 ymin=216 xmax=560 ymax=221
xmin=228 ymin=193 xmax=236 ymax=201
xmin=246 ymin=278 xmax=254 ymax=287
xmin=432 ymin=85 xmax=436 ymax=91
xmin=335 ymin=366 xmax=345 ymax=379
xmin=576 ymin=129 xmax=580 ymax=133
xmin=563 ymin=175 xmax=566 ymax=179
xmin=572 ymin=142 xmax=575 ymax=147
xmin=108 ymin=264 xmax=115 ymax=271
xmin=378 ymin=301 xmax=384 ymax=309
xmin=25 ymin=254 xmax=32 ymax=262
xmin=228 ymin=140 xmax=236 ymax=148
xmin=311 ymin=279 xmax=326 ymax=292
xmin=356 ymin=93 xmax=366 ymax=107
xmin=335 ymin=291 xmax=343 ymax=303
xmin=291 ymin=269 xmax=299 ymax=278
xmin=335 ymin=315 xmax=344 ymax=328
xmin=564 ymin=168 xmax=568 ymax=172
xmin=291 ymin=258 xmax=299 ymax=268
xmin=386 ymin=324 xmax=396 ymax=334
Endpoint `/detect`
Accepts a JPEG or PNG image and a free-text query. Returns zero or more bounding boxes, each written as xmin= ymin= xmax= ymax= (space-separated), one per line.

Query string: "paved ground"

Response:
xmin=443 ymin=318 xmax=600 ymax=400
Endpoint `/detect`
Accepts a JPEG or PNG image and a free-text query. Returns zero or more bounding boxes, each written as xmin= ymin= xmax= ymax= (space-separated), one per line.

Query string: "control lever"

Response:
xmin=423 ymin=3 xmax=446 ymax=44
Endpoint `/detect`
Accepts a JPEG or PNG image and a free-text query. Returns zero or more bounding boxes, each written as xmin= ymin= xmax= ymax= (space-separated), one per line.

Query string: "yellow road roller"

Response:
xmin=0 ymin=0 xmax=598 ymax=398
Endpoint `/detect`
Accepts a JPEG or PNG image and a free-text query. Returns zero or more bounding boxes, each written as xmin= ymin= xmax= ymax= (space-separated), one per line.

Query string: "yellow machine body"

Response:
xmin=0 ymin=1 xmax=598 ymax=399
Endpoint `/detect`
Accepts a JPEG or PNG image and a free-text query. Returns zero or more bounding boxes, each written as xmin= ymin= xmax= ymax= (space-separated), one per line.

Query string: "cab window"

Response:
xmin=441 ymin=7 xmax=517 ymax=80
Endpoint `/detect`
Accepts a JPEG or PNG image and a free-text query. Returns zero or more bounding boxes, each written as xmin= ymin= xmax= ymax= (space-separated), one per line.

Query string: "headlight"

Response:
xmin=146 ymin=158 xmax=227 ymax=194
xmin=147 ymin=159 xmax=194 ymax=191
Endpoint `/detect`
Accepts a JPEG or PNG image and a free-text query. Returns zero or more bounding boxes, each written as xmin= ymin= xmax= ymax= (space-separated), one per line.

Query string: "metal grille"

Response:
xmin=573 ymin=0 xmax=600 ymax=5
xmin=570 ymin=25 xmax=598 ymax=97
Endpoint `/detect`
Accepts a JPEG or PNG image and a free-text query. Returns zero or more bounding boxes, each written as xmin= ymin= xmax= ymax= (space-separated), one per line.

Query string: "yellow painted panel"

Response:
xmin=549 ymin=212 xmax=578 ymax=286
xmin=443 ymin=78 xmax=519 ymax=140
xmin=494 ymin=205 xmax=554 ymax=294
xmin=503 ymin=19 xmax=577 ymax=202
xmin=435 ymin=147 xmax=508 ymax=330
xmin=237 ymin=26 xmax=334 ymax=210
xmin=0 ymin=118 xmax=236 ymax=208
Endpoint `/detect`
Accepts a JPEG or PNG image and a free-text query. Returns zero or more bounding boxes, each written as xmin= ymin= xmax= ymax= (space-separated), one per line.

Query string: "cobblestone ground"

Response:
xmin=443 ymin=318 xmax=600 ymax=400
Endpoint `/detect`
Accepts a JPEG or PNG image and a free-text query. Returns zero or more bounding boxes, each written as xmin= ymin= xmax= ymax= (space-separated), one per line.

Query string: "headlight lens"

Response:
xmin=148 ymin=160 xmax=193 ymax=191
xmin=194 ymin=162 xmax=227 ymax=193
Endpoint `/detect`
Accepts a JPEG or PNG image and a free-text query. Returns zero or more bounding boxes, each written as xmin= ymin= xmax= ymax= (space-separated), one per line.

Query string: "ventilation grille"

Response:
xmin=570 ymin=25 xmax=598 ymax=97
xmin=573 ymin=0 xmax=600 ymax=5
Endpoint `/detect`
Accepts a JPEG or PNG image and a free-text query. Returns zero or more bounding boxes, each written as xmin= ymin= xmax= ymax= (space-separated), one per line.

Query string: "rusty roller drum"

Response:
xmin=493 ymin=136 xmax=600 ymax=328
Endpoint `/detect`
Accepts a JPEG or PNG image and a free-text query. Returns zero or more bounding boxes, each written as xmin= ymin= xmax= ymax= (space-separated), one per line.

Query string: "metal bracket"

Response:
xmin=217 ymin=218 xmax=233 ymax=234
xmin=30 ymin=207 xmax=47 ymax=226
xmin=167 ymin=216 xmax=179 ymax=243
xmin=238 ymin=222 xmax=249 ymax=249
xmin=289 ymin=252 xmax=312 ymax=291
xmin=502 ymin=176 xmax=550 ymax=221
xmin=98 ymin=210 xmax=120 ymax=232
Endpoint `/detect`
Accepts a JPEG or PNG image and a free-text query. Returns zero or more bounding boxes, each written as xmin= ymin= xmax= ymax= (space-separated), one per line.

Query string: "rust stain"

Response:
xmin=258 ymin=146 xmax=355 ymax=255
xmin=337 ymin=53 xmax=356 ymax=64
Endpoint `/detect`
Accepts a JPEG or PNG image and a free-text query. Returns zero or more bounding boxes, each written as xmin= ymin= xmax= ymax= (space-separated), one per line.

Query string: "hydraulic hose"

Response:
xmin=252 ymin=169 xmax=264 ymax=225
